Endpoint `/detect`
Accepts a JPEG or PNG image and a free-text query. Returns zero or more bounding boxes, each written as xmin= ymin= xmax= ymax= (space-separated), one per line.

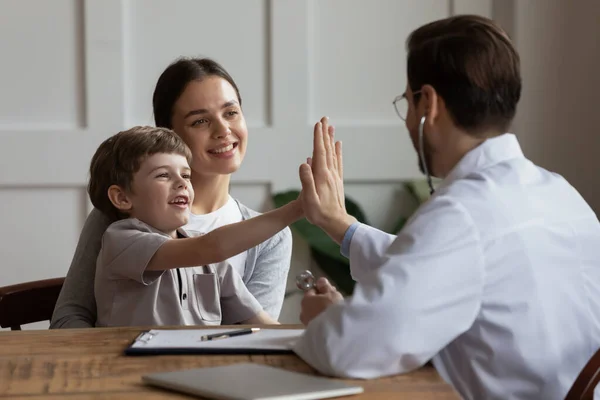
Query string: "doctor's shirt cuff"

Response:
xmin=340 ymin=222 xmax=360 ymax=258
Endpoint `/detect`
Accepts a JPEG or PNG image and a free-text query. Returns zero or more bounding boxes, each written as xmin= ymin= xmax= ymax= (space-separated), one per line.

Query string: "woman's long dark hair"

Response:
xmin=152 ymin=57 xmax=242 ymax=129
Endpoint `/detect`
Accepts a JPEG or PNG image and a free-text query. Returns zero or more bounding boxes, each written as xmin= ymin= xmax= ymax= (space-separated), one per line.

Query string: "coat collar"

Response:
xmin=437 ymin=133 xmax=524 ymax=190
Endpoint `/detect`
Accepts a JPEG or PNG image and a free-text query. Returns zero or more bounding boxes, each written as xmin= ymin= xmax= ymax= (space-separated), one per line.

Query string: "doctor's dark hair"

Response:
xmin=406 ymin=15 xmax=521 ymax=136
xmin=152 ymin=57 xmax=242 ymax=129
xmin=88 ymin=126 xmax=192 ymax=221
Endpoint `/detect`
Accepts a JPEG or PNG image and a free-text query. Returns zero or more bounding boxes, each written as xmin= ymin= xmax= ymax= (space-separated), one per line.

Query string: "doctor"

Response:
xmin=293 ymin=14 xmax=600 ymax=400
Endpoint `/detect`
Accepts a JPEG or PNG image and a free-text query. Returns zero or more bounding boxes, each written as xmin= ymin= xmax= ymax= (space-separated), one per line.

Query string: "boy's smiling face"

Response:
xmin=109 ymin=152 xmax=194 ymax=237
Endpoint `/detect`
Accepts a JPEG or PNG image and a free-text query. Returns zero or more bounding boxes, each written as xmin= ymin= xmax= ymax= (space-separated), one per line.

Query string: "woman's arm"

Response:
xmin=216 ymin=261 xmax=280 ymax=325
xmin=50 ymin=208 xmax=112 ymax=329
xmin=242 ymin=310 xmax=280 ymax=325
xmin=244 ymin=227 xmax=292 ymax=320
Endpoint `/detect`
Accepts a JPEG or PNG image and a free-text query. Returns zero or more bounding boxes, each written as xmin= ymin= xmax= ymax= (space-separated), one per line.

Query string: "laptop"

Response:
xmin=142 ymin=362 xmax=364 ymax=400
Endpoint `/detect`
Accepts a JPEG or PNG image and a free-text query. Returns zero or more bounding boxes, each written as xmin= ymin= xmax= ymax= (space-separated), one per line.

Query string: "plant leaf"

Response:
xmin=291 ymin=218 xmax=348 ymax=263
xmin=345 ymin=196 xmax=368 ymax=225
xmin=311 ymin=248 xmax=355 ymax=295
xmin=404 ymin=179 xmax=437 ymax=204
xmin=272 ymin=190 xmax=300 ymax=209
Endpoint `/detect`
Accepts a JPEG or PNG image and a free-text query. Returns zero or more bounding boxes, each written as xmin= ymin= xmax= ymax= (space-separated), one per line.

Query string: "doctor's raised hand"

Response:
xmin=298 ymin=116 xmax=357 ymax=244
xmin=297 ymin=116 xmax=354 ymax=325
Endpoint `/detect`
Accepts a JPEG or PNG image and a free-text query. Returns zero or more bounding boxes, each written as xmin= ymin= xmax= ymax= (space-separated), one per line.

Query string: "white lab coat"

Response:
xmin=294 ymin=134 xmax=600 ymax=399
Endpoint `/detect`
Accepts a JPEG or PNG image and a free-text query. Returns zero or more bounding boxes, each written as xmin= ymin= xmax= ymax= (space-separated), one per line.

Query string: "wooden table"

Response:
xmin=0 ymin=326 xmax=459 ymax=399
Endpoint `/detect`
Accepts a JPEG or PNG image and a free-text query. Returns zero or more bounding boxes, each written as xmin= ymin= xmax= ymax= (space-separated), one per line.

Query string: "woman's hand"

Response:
xmin=299 ymin=116 xmax=356 ymax=244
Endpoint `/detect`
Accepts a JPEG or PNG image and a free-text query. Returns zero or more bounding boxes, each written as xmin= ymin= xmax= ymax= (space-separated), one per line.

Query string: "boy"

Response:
xmin=89 ymin=126 xmax=302 ymax=327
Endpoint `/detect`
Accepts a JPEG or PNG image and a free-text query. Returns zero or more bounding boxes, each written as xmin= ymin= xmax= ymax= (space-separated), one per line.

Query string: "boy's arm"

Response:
xmin=147 ymin=200 xmax=303 ymax=271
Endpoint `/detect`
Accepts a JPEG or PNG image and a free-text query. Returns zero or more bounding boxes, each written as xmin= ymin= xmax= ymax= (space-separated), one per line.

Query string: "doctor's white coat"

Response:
xmin=294 ymin=133 xmax=600 ymax=399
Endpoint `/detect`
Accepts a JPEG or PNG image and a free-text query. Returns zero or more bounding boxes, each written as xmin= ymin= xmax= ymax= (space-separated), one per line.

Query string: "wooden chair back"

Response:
xmin=0 ymin=277 xmax=65 ymax=330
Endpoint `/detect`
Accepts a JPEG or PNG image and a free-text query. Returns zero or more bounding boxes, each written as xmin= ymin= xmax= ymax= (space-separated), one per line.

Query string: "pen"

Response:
xmin=200 ymin=327 xmax=261 ymax=341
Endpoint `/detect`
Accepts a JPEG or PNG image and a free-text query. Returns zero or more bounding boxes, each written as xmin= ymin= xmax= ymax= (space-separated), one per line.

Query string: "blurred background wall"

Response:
xmin=0 ymin=0 xmax=598 ymax=328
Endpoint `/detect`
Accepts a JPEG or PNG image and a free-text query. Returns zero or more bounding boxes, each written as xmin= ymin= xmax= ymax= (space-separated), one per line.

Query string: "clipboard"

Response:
xmin=124 ymin=328 xmax=304 ymax=356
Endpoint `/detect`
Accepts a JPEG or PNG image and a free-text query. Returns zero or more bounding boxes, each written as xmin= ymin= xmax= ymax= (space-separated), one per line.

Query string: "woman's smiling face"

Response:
xmin=170 ymin=76 xmax=248 ymax=178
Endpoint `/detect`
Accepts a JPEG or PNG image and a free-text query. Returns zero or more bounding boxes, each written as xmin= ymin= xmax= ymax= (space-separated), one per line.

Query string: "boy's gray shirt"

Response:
xmin=95 ymin=219 xmax=263 ymax=327
xmin=50 ymin=200 xmax=292 ymax=328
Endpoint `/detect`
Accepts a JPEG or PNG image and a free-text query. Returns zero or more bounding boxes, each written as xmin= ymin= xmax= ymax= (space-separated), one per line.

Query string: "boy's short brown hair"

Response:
xmin=88 ymin=126 xmax=192 ymax=221
xmin=407 ymin=15 xmax=521 ymax=136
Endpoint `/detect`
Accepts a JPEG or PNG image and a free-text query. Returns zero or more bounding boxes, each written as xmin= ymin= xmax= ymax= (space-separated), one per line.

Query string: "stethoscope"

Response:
xmin=419 ymin=115 xmax=435 ymax=195
xmin=296 ymin=270 xmax=316 ymax=291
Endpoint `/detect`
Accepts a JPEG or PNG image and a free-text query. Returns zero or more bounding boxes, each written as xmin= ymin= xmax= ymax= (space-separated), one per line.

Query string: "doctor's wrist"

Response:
xmin=321 ymin=213 xmax=357 ymax=245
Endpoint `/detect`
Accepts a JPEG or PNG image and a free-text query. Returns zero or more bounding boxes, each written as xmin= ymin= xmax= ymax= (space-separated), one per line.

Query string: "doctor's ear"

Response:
xmin=107 ymin=185 xmax=133 ymax=212
xmin=420 ymin=84 xmax=441 ymax=124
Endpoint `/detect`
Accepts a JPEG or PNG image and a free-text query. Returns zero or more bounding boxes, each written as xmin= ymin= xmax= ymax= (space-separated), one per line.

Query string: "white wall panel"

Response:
xmin=229 ymin=183 xmax=270 ymax=213
xmin=309 ymin=0 xmax=447 ymax=125
xmin=304 ymin=0 xmax=448 ymax=189
xmin=452 ymin=0 xmax=492 ymax=17
xmin=0 ymin=188 xmax=86 ymax=285
xmin=0 ymin=0 xmax=85 ymax=130
xmin=123 ymin=0 xmax=270 ymax=128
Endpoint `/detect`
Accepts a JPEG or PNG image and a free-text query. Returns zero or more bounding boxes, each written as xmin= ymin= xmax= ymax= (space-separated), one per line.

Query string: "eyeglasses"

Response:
xmin=392 ymin=90 xmax=421 ymax=121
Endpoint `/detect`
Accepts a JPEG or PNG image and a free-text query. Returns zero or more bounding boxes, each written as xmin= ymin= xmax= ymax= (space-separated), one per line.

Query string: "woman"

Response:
xmin=51 ymin=58 xmax=292 ymax=328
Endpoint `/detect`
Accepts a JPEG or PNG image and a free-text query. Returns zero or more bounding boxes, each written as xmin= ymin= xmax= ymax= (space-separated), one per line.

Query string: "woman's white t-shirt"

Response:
xmin=183 ymin=195 xmax=248 ymax=277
